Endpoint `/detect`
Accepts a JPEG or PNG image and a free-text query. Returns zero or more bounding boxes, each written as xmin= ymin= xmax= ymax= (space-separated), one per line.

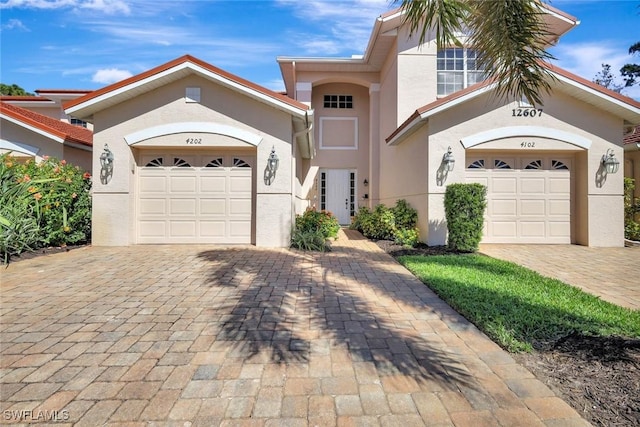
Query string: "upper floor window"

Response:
xmin=323 ymin=95 xmax=353 ymax=109
xmin=437 ymin=48 xmax=485 ymax=96
xmin=70 ymin=118 xmax=87 ymax=128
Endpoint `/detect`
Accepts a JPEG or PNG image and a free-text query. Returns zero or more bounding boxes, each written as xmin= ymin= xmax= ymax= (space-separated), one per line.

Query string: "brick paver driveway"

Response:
xmin=1 ymin=231 xmax=587 ymax=426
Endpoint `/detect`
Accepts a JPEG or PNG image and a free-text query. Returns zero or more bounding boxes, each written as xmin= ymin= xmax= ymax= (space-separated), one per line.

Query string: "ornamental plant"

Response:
xmin=444 ymin=183 xmax=487 ymax=252
xmin=624 ymin=177 xmax=640 ymax=241
xmin=0 ymin=154 xmax=92 ymax=262
xmin=290 ymin=208 xmax=340 ymax=251
xmin=351 ymin=199 xmax=420 ymax=247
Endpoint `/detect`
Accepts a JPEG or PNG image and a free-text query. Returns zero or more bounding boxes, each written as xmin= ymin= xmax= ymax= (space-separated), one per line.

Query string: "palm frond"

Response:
xmin=399 ymin=0 xmax=470 ymax=47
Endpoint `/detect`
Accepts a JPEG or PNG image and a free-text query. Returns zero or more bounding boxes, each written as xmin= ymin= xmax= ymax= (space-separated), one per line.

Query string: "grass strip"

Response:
xmin=399 ymin=254 xmax=640 ymax=352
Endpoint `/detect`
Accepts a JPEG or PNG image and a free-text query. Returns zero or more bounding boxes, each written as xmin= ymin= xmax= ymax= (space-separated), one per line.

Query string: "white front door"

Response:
xmin=322 ymin=169 xmax=354 ymax=225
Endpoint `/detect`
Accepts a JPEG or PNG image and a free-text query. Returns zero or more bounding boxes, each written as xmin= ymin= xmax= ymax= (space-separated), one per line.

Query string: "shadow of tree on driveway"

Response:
xmin=197 ymin=235 xmax=478 ymax=393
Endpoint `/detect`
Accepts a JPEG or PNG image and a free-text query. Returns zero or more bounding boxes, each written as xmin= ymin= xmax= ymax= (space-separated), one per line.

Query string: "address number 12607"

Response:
xmin=512 ymin=108 xmax=543 ymax=117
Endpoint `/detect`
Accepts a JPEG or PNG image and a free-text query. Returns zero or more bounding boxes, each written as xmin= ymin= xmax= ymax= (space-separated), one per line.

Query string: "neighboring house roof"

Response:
xmin=1 ymin=102 xmax=93 ymax=148
xmin=64 ymin=54 xmax=311 ymax=121
xmin=35 ymin=89 xmax=93 ymax=95
xmin=386 ymin=63 xmax=640 ymax=146
xmin=625 ymin=126 xmax=640 ymax=147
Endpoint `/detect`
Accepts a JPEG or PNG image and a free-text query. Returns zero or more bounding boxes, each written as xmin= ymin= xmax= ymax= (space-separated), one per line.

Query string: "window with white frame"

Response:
xmin=437 ymin=48 xmax=485 ymax=96
xmin=70 ymin=118 xmax=87 ymax=128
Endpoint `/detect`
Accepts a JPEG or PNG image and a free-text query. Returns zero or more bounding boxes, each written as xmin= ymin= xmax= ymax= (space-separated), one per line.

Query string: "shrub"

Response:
xmin=394 ymin=227 xmax=420 ymax=247
xmin=352 ymin=200 xmax=420 ymax=247
xmin=290 ymin=208 xmax=340 ymax=251
xmin=0 ymin=154 xmax=92 ymax=262
xmin=13 ymin=156 xmax=92 ymax=246
xmin=624 ymin=177 xmax=640 ymax=241
xmin=391 ymin=199 xmax=418 ymax=230
xmin=444 ymin=183 xmax=487 ymax=252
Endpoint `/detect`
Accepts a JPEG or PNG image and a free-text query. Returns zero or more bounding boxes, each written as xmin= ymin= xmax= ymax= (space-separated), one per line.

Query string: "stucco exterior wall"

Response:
xmin=1 ymin=119 xmax=91 ymax=170
xmin=306 ymin=82 xmax=371 ymax=209
xmin=91 ymin=74 xmax=294 ymax=247
xmin=385 ymin=90 xmax=625 ymax=247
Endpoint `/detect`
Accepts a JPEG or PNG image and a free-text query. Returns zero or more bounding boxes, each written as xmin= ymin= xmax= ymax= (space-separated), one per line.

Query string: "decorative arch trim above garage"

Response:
xmin=124 ymin=122 xmax=264 ymax=147
xmin=460 ymin=126 xmax=592 ymax=150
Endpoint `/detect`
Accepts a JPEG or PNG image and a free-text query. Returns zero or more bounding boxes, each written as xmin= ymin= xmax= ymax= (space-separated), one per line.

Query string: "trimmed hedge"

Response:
xmin=444 ymin=183 xmax=487 ymax=252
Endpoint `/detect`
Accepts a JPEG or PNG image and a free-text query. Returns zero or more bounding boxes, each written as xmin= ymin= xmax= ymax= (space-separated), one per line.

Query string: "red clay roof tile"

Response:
xmin=1 ymin=102 xmax=93 ymax=147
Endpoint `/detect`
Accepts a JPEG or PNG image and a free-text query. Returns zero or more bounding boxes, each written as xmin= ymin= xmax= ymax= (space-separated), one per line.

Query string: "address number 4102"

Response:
xmin=512 ymin=108 xmax=543 ymax=117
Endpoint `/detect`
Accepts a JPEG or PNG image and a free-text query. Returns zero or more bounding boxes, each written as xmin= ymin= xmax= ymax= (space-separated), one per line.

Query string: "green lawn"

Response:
xmin=399 ymin=254 xmax=640 ymax=352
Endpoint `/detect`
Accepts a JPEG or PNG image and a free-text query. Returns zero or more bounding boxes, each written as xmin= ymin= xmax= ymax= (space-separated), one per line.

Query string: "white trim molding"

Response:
xmin=319 ymin=117 xmax=358 ymax=150
xmin=124 ymin=122 xmax=264 ymax=146
xmin=461 ymin=126 xmax=592 ymax=150
xmin=0 ymin=139 xmax=40 ymax=156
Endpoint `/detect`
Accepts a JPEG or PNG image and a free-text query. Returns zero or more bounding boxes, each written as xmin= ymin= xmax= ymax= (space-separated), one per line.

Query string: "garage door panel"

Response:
xmin=520 ymin=177 xmax=545 ymax=194
xmin=230 ymin=175 xmax=252 ymax=192
xmin=139 ymin=221 xmax=166 ymax=237
xmin=493 ymin=221 xmax=517 ymax=237
xmin=200 ymin=221 xmax=226 ymax=237
xmin=170 ymin=199 xmax=197 ymax=215
xmin=548 ymin=199 xmax=570 ymax=216
xmin=200 ymin=176 xmax=227 ymax=193
xmin=139 ymin=199 xmax=166 ymax=215
xmin=229 ymin=199 xmax=251 ymax=216
xmin=492 ymin=199 xmax=517 ymax=216
xmin=520 ymin=199 xmax=545 ymax=216
xmin=549 ymin=177 xmax=570 ymax=193
xmin=169 ymin=221 xmax=196 ymax=237
xmin=200 ymin=199 xmax=227 ymax=215
xmin=230 ymin=221 xmax=251 ymax=237
xmin=520 ymin=222 xmax=545 ymax=237
xmin=491 ymin=177 xmax=517 ymax=194
xmin=140 ymin=176 xmax=166 ymax=192
xmin=137 ymin=152 xmax=253 ymax=244
xmin=549 ymin=221 xmax=571 ymax=237
xmin=170 ymin=176 xmax=197 ymax=193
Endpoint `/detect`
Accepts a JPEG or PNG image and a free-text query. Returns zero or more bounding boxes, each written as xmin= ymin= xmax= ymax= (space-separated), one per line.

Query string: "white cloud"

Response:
xmin=552 ymin=41 xmax=639 ymax=99
xmin=277 ymin=0 xmax=391 ymax=55
xmin=91 ymin=68 xmax=132 ymax=84
xmin=1 ymin=18 xmax=29 ymax=31
xmin=1 ymin=0 xmax=130 ymax=14
xmin=262 ymin=78 xmax=286 ymax=93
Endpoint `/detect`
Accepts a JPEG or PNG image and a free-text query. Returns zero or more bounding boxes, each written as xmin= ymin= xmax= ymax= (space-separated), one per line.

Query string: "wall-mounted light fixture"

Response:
xmin=264 ymin=146 xmax=279 ymax=186
xmin=363 ymin=178 xmax=369 ymax=187
xmin=601 ymin=148 xmax=620 ymax=174
xmin=442 ymin=146 xmax=455 ymax=172
xmin=99 ymin=143 xmax=114 ymax=185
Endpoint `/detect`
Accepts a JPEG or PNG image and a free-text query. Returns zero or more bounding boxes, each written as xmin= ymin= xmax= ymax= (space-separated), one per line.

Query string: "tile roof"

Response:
xmin=1 ymin=102 xmax=93 ymax=147
xmin=0 ymin=96 xmax=52 ymax=102
xmin=387 ymin=63 xmax=640 ymax=145
xmin=625 ymin=126 xmax=640 ymax=146
xmin=64 ymin=54 xmax=309 ymax=113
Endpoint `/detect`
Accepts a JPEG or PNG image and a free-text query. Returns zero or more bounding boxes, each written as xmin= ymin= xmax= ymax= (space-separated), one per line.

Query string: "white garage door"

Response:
xmin=137 ymin=152 xmax=253 ymax=244
xmin=466 ymin=155 xmax=572 ymax=244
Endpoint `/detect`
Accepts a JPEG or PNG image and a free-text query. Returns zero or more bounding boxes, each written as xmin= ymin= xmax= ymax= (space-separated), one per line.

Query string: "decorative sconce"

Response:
xmin=601 ymin=148 xmax=620 ymax=174
xmin=363 ymin=178 xmax=369 ymax=187
xmin=264 ymin=146 xmax=279 ymax=186
xmin=99 ymin=143 xmax=114 ymax=185
xmin=442 ymin=146 xmax=455 ymax=172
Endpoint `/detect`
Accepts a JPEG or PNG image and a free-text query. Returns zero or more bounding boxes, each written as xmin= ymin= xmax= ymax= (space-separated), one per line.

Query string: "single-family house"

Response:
xmin=64 ymin=4 xmax=640 ymax=247
xmin=1 ymin=89 xmax=93 ymax=170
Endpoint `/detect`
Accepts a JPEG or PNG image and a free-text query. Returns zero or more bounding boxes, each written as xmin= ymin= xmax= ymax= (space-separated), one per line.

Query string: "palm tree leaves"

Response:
xmin=399 ymin=0 xmax=557 ymax=106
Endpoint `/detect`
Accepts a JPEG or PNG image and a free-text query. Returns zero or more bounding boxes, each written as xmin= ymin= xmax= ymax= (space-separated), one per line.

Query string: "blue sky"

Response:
xmin=1 ymin=0 xmax=639 ymax=100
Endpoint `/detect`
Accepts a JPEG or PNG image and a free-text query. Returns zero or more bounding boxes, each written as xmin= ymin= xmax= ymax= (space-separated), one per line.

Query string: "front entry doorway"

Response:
xmin=320 ymin=169 xmax=356 ymax=225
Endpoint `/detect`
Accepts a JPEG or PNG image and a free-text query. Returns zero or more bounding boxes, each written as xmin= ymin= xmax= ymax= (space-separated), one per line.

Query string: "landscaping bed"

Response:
xmin=377 ymin=240 xmax=640 ymax=427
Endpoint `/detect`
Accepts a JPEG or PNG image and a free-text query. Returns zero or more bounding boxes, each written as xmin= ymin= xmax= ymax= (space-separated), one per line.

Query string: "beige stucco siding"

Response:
xmin=91 ymin=74 xmax=295 ymax=246
xmin=383 ymin=90 xmax=626 ymax=247
xmin=1 ymin=119 xmax=91 ymax=171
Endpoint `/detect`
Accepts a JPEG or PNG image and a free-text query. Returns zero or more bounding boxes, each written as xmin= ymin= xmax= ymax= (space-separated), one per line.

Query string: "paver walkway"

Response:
xmin=1 ymin=231 xmax=589 ymax=426
xmin=480 ymin=244 xmax=640 ymax=310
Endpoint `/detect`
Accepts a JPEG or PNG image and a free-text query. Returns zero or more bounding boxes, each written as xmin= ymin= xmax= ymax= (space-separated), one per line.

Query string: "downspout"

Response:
xmin=293 ymin=111 xmax=315 ymax=159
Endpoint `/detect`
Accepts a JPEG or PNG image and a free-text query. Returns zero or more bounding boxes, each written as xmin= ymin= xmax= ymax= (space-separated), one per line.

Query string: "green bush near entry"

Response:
xmin=444 ymin=183 xmax=487 ymax=252
xmin=351 ymin=199 xmax=420 ymax=247
xmin=290 ymin=208 xmax=340 ymax=251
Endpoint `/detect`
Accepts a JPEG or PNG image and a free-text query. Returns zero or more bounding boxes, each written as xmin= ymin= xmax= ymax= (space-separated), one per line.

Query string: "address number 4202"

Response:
xmin=512 ymin=108 xmax=543 ymax=117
